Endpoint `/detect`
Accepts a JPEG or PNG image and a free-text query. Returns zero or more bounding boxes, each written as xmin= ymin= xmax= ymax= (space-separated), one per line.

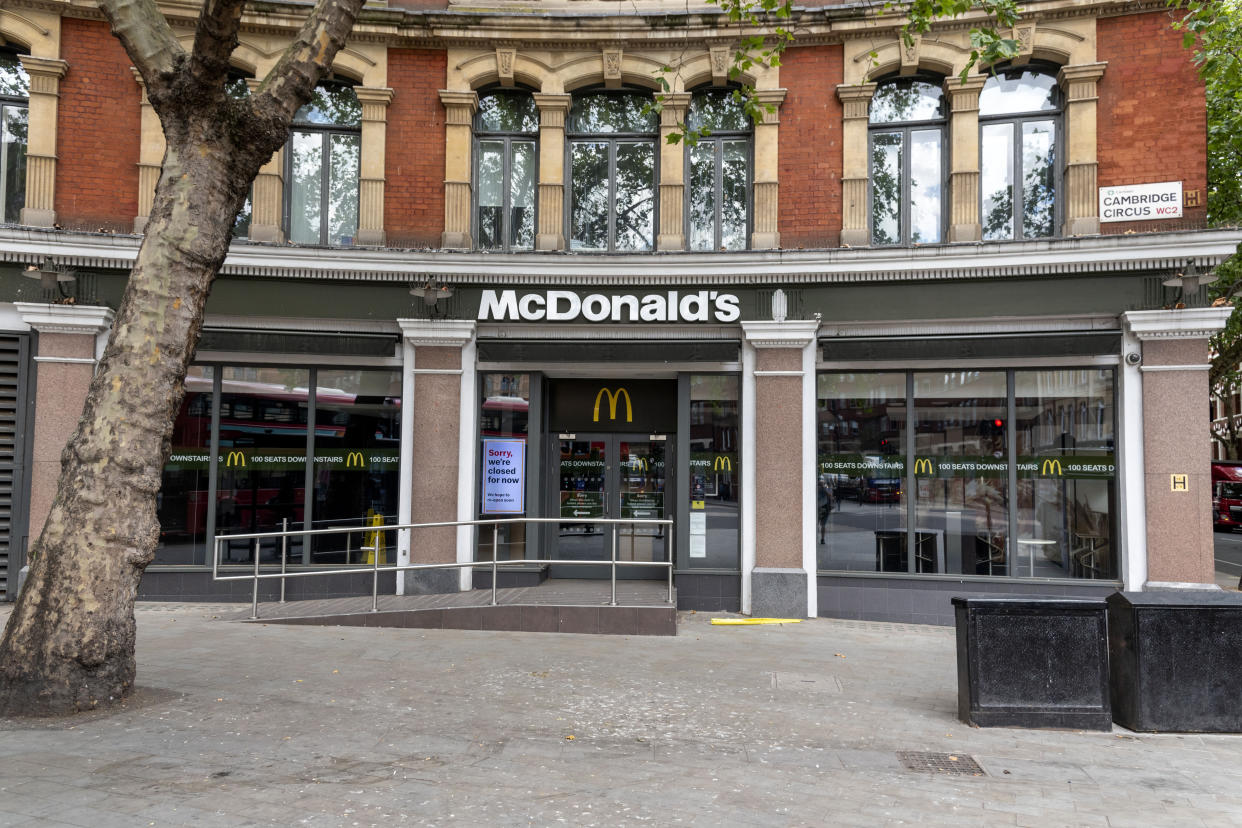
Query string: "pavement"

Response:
xmin=2 ymin=603 xmax=1242 ymax=827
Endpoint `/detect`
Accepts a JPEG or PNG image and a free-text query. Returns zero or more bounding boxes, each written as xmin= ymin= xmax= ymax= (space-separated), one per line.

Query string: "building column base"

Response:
xmin=839 ymin=228 xmax=869 ymax=248
xmin=20 ymin=207 xmax=55 ymax=228
xmin=406 ymin=569 xmax=461 ymax=595
xmin=750 ymin=567 xmax=808 ymax=618
xmin=355 ymin=228 xmax=386 ymax=247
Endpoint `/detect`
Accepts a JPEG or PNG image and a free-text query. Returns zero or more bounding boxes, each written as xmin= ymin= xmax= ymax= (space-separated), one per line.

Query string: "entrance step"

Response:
xmin=235 ymin=579 xmax=676 ymax=636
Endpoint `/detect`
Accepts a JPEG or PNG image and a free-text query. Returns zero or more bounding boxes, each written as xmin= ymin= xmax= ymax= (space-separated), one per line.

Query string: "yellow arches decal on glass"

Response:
xmin=346 ymin=451 xmax=366 ymax=468
xmin=225 ymin=451 xmax=246 ymax=468
xmin=714 ymin=456 xmax=732 ymax=472
xmin=1041 ymin=459 xmax=1063 ymax=477
xmin=593 ymin=387 xmax=633 ymax=423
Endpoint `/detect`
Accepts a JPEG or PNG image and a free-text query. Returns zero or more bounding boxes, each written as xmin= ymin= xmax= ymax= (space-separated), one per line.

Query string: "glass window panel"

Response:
xmin=613 ymin=142 xmax=654 ymax=252
xmin=310 ymin=369 xmax=402 ymax=565
xmin=981 ymin=123 xmax=1015 ymax=241
xmin=570 ymin=141 xmax=609 ymax=250
xmin=720 ymin=140 xmax=749 ymax=251
xmin=2 ymin=104 xmax=27 ymax=224
xmin=871 ymin=132 xmax=902 ymax=245
xmin=155 ymin=366 xmax=215 ymax=566
xmin=477 ymin=91 xmax=539 ymax=132
xmin=1021 ymin=120 xmax=1056 ymax=239
xmin=293 ymin=82 xmax=362 ymax=127
xmin=1014 ymin=369 xmax=1115 ymax=580
xmin=225 ymin=75 xmax=251 ymax=100
xmin=327 ymin=133 xmax=359 ymax=246
xmin=913 ymin=371 xmax=1009 ymax=576
xmin=688 ymin=89 xmax=750 ymax=132
xmin=816 ymin=373 xmax=907 ymax=572
xmin=0 ymin=52 xmax=28 ymax=97
xmin=570 ymin=92 xmax=656 ymax=133
xmin=688 ymin=375 xmax=740 ymax=570
xmin=232 ymin=192 xmax=252 ymax=239
xmin=687 ymin=142 xmax=717 ymax=251
xmin=909 ymin=129 xmax=941 ymax=244
xmin=510 ymin=140 xmax=535 ymax=249
xmin=477 ymin=141 xmax=504 ymax=249
xmin=478 ymin=374 xmax=532 ymax=562
xmin=979 ymin=69 xmax=1058 ymax=116
xmin=870 ymin=80 xmax=945 ymax=124
xmin=288 ymin=131 xmax=323 ymax=244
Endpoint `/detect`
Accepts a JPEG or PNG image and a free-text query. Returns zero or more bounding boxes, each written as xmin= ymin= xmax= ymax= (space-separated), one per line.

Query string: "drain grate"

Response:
xmin=896 ymin=751 xmax=986 ymax=776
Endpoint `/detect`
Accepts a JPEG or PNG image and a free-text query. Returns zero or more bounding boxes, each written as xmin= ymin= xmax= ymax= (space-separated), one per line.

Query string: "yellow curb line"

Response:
xmin=710 ymin=618 xmax=803 ymax=626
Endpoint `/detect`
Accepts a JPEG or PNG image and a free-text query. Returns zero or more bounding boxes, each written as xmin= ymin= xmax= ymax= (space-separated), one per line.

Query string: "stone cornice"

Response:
xmin=741 ymin=320 xmax=819 ymax=348
xmin=1122 ymin=308 xmax=1234 ymax=341
xmin=13 ymin=302 xmax=114 ymax=335
xmin=398 ymin=319 xmax=477 ymax=347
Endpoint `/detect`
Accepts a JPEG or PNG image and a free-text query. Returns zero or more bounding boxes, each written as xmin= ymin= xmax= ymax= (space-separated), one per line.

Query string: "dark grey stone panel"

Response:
xmin=405 ymin=569 xmax=460 ymax=595
xmin=752 ymin=568 xmax=807 ymax=618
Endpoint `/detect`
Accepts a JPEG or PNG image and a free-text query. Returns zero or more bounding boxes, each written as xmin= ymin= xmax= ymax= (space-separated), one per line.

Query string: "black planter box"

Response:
xmin=953 ymin=596 xmax=1112 ymax=730
xmin=1108 ymin=590 xmax=1242 ymax=732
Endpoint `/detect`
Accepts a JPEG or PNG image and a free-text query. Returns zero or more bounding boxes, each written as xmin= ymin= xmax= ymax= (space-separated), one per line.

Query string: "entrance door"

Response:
xmin=551 ymin=433 xmax=669 ymax=579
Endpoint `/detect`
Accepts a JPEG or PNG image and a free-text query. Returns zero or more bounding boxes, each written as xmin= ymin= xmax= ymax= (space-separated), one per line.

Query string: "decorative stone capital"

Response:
xmin=836 ymin=83 xmax=876 ymax=120
xmin=899 ymin=33 xmax=921 ymax=75
xmin=603 ymin=47 xmax=623 ymax=88
xmin=534 ymin=93 xmax=572 ymax=128
xmin=356 ymin=86 xmax=395 ymax=121
xmin=14 ymin=302 xmax=115 ymax=336
xmin=438 ymin=90 xmax=479 ymax=125
xmin=710 ymin=45 xmax=731 ymax=87
xmin=398 ymin=319 xmax=477 ymax=348
xmin=496 ymin=48 xmax=516 ymax=86
xmin=19 ymin=56 xmax=68 ymax=95
xmin=658 ymin=92 xmax=691 ymax=128
xmin=944 ymin=75 xmax=986 ymax=111
xmin=741 ymin=320 xmax=819 ymax=349
xmin=1013 ymin=22 xmax=1036 ymax=60
xmin=1058 ymin=62 xmax=1107 ymax=101
xmin=752 ymin=89 xmax=787 ymax=125
xmin=1122 ymin=308 xmax=1232 ymax=341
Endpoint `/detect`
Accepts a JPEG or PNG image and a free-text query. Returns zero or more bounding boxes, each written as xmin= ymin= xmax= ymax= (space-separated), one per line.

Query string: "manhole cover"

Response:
xmin=896 ymin=751 xmax=986 ymax=776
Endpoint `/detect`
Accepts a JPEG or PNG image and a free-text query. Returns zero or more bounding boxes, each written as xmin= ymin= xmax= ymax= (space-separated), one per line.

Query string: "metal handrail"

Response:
xmin=212 ymin=516 xmax=675 ymax=620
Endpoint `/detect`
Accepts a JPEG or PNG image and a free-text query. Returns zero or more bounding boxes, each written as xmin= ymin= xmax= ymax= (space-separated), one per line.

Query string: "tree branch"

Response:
xmin=188 ymin=0 xmax=249 ymax=92
xmin=97 ymin=0 xmax=184 ymax=94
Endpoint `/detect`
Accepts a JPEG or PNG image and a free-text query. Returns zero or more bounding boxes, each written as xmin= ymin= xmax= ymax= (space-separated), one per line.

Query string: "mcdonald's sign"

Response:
xmin=1041 ymin=459 xmax=1063 ymax=477
xmin=913 ymin=458 xmax=935 ymax=476
xmin=225 ymin=451 xmax=246 ymax=468
xmin=714 ymin=456 xmax=732 ymax=472
xmin=593 ymin=387 xmax=633 ymax=423
xmin=346 ymin=451 xmax=366 ymax=468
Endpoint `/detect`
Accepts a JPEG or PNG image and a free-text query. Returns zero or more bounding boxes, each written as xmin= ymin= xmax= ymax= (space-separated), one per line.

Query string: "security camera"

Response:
xmin=1125 ymin=352 xmax=1142 ymax=367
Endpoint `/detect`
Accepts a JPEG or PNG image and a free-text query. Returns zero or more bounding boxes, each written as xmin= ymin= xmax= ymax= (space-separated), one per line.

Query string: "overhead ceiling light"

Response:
xmin=1162 ymin=260 xmax=1217 ymax=294
xmin=410 ymin=278 xmax=454 ymax=307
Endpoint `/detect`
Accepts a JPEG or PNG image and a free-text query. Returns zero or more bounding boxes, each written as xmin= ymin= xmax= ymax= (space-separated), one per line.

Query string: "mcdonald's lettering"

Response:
xmin=593 ymin=387 xmax=633 ymax=423
xmin=714 ymin=456 xmax=732 ymax=472
xmin=346 ymin=451 xmax=366 ymax=468
xmin=225 ymin=451 xmax=246 ymax=468
xmin=1041 ymin=459 xmax=1063 ymax=477
xmin=913 ymin=458 xmax=935 ymax=476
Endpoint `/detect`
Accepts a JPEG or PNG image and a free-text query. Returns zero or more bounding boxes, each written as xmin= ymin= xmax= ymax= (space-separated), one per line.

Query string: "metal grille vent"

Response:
xmin=0 ymin=335 xmax=24 ymax=600
xmin=896 ymin=751 xmax=986 ymax=777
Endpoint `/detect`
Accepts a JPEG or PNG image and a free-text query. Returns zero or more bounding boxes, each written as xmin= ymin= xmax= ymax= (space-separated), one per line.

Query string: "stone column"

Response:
xmin=657 ymin=92 xmax=690 ymax=250
xmin=397 ymin=320 xmax=478 ymax=594
xmin=247 ymin=78 xmax=285 ymax=243
xmin=945 ymin=75 xmax=986 ymax=242
xmin=132 ymin=68 xmax=165 ymax=234
xmin=13 ymin=304 xmax=114 ymax=550
xmin=1122 ymin=308 xmax=1232 ymax=588
xmin=1058 ymin=62 xmax=1107 ymax=237
xmin=836 ymin=83 xmax=876 ymax=247
xmin=751 ymin=89 xmax=787 ymax=250
xmin=741 ymin=320 xmax=819 ymax=617
xmin=439 ymin=90 xmax=478 ymax=250
xmin=355 ymin=87 xmax=394 ymax=247
xmin=17 ymin=56 xmax=68 ymax=228
xmin=534 ymin=93 xmax=571 ymax=251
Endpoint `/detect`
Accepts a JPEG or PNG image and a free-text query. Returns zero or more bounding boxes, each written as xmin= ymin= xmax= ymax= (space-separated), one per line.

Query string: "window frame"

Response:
xmin=282 ymin=79 xmax=362 ymax=247
xmin=683 ymin=87 xmax=753 ymax=252
xmin=978 ymin=65 xmax=1064 ymax=242
xmin=565 ymin=88 xmax=660 ymax=254
xmin=866 ymin=76 xmax=948 ymax=247
xmin=472 ymin=88 xmax=539 ymax=252
xmin=0 ymin=47 xmax=29 ymax=225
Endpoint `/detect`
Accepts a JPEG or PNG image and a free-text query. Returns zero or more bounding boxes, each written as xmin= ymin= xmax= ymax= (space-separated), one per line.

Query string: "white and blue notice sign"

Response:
xmin=482 ymin=439 xmax=525 ymax=514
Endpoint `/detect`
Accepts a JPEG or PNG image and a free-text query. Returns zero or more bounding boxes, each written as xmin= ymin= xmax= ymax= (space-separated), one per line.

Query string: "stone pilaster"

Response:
xmin=356 ymin=86 xmax=394 ymax=246
xmin=534 ymin=93 xmax=571 ymax=251
xmin=751 ymin=89 xmax=786 ymax=250
xmin=945 ymin=75 xmax=986 ymax=242
xmin=1122 ymin=308 xmax=1232 ymax=589
xmin=17 ymin=56 xmax=68 ymax=228
xmin=132 ymin=68 xmax=165 ymax=234
xmin=657 ymin=92 xmax=690 ymax=250
xmin=439 ymin=90 xmax=478 ymax=250
xmin=247 ymin=78 xmax=285 ymax=243
xmin=1059 ymin=62 xmax=1107 ymax=237
xmin=836 ymin=83 xmax=876 ymax=247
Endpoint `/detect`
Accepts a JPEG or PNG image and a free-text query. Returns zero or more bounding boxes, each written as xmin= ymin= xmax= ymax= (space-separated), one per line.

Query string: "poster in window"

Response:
xmin=482 ymin=439 xmax=525 ymax=514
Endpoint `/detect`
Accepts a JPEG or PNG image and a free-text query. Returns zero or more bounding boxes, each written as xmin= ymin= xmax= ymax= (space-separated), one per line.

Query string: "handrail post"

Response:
xmin=610 ymin=519 xmax=618 ymax=607
xmin=667 ymin=520 xmax=674 ymax=604
xmin=371 ymin=535 xmax=380 ymax=613
xmin=491 ymin=523 xmax=499 ymax=606
xmin=280 ymin=518 xmax=288 ymax=603
xmin=250 ymin=537 xmax=261 ymax=620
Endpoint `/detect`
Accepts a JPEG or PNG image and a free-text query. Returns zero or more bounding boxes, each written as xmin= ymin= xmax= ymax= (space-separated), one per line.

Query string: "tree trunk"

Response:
xmin=0 ymin=131 xmax=249 ymax=716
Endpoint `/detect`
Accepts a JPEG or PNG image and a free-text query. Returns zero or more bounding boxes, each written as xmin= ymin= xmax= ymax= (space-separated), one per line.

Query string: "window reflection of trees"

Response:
xmin=287 ymin=81 xmax=360 ymax=246
xmin=569 ymin=91 xmax=656 ymax=252
xmin=980 ymin=67 xmax=1060 ymax=241
xmin=475 ymin=91 xmax=537 ymax=250
xmin=869 ymin=78 xmax=944 ymax=246
xmin=686 ymin=89 xmax=751 ymax=251
xmin=0 ymin=50 xmax=29 ymax=224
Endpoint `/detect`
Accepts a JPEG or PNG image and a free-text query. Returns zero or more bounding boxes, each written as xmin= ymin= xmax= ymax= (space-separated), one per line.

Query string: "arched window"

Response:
xmin=979 ymin=65 xmax=1061 ymax=240
xmin=869 ymin=77 xmax=946 ymax=246
xmin=474 ymin=90 xmax=537 ymax=251
xmin=0 ymin=47 xmax=29 ymax=225
xmin=285 ymin=80 xmax=361 ymax=246
xmin=686 ymin=88 xmax=751 ymax=251
xmin=568 ymin=90 xmax=657 ymax=252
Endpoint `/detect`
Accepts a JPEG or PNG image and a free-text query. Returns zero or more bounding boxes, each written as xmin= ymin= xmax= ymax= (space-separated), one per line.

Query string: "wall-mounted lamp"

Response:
xmin=410 ymin=278 xmax=454 ymax=307
xmin=23 ymin=261 xmax=76 ymax=293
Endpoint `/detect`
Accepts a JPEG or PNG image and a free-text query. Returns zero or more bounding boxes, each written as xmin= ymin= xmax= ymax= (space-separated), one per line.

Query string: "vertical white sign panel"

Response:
xmin=481 ymin=439 xmax=525 ymax=514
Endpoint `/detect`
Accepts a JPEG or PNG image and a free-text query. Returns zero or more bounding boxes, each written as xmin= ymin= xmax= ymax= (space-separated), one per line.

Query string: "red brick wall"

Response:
xmin=778 ymin=44 xmax=843 ymax=249
xmin=385 ymin=49 xmax=446 ymax=247
xmin=1097 ymin=11 xmax=1207 ymax=233
xmin=55 ymin=19 xmax=141 ymax=232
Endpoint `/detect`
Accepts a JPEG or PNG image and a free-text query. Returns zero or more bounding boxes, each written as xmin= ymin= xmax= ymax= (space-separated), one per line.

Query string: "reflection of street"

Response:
xmin=817 ymin=498 xmax=904 ymax=571
xmin=1215 ymin=530 xmax=1242 ymax=590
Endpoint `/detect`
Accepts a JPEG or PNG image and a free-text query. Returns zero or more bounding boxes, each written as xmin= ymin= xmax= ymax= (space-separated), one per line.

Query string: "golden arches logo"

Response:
xmin=1041 ymin=459 xmax=1063 ymax=477
xmin=913 ymin=458 xmax=935 ymax=476
xmin=346 ymin=451 xmax=366 ymax=468
xmin=593 ymin=387 xmax=633 ymax=423
xmin=714 ymin=456 xmax=732 ymax=472
xmin=225 ymin=451 xmax=246 ymax=468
